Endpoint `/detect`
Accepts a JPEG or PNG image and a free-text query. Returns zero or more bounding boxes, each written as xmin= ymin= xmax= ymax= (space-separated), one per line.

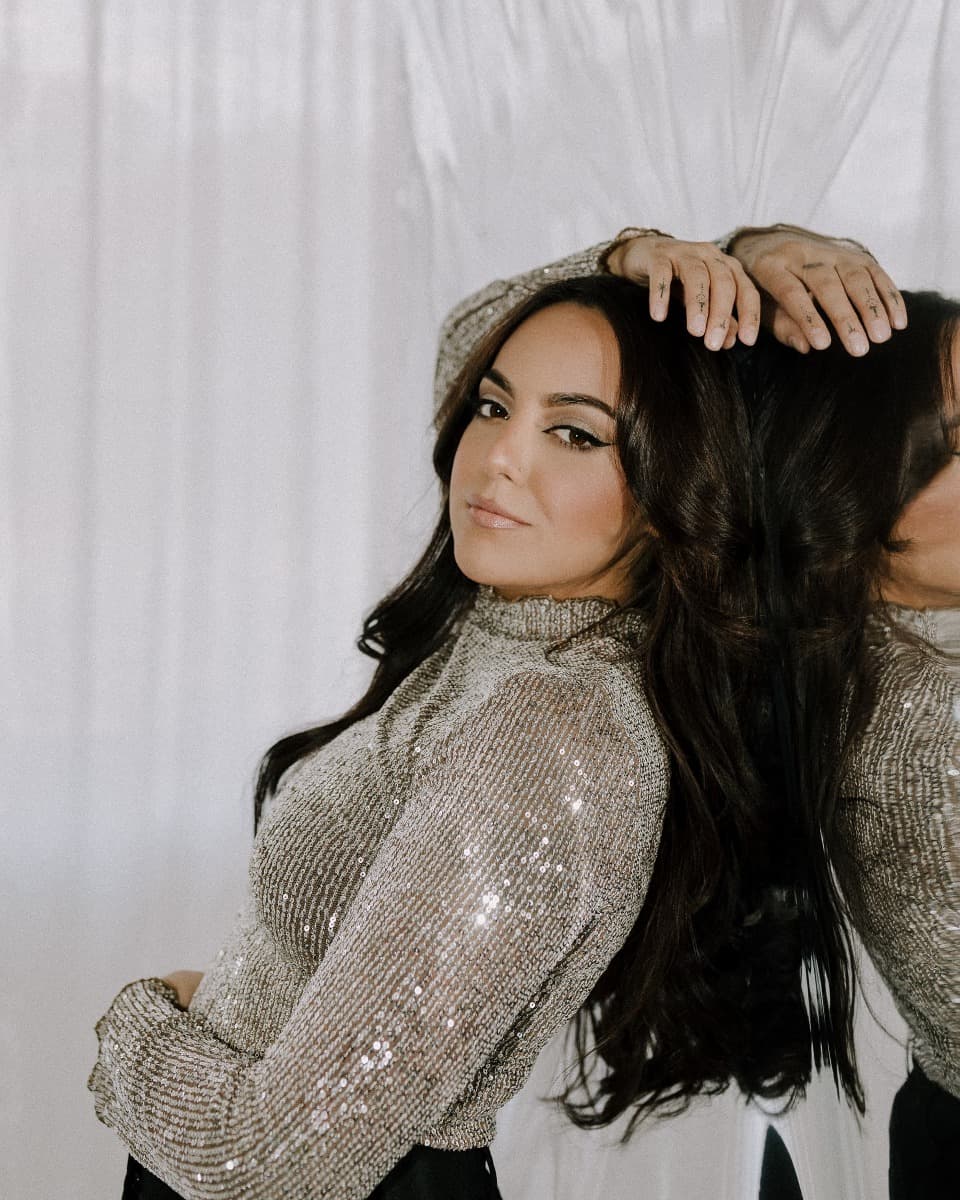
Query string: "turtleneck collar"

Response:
xmin=882 ymin=603 xmax=960 ymax=654
xmin=465 ymin=585 xmax=642 ymax=643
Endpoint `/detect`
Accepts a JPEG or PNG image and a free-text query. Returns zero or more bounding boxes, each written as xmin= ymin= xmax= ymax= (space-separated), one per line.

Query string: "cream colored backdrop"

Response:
xmin=3 ymin=2 xmax=957 ymax=1198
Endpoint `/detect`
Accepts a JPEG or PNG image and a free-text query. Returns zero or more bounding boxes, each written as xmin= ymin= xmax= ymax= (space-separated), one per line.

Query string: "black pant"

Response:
xmin=889 ymin=1065 xmax=960 ymax=1199
xmin=122 ymin=1145 xmax=502 ymax=1200
xmin=758 ymin=1126 xmax=803 ymax=1200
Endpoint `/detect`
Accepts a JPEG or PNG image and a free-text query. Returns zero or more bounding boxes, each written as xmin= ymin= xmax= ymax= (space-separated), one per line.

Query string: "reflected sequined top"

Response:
xmin=838 ymin=607 xmax=960 ymax=1097
xmin=89 ymin=588 xmax=669 ymax=1198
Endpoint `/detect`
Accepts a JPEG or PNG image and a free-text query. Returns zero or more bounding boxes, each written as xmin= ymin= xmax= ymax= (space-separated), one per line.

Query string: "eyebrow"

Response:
xmin=481 ymin=367 xmax=616 ymax=420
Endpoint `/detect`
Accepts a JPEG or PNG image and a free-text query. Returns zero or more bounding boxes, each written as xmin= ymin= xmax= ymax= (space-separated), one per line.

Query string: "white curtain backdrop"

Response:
xmin=3 ymin=2 xmax=956 ymax=1197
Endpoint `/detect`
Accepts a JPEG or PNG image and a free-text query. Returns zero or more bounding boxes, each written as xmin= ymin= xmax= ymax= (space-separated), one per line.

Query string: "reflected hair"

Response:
xmin=255 ymin=275 xmax=855 ymax=1128
xmin=740 ymin=290 xmax=960 ymax=1113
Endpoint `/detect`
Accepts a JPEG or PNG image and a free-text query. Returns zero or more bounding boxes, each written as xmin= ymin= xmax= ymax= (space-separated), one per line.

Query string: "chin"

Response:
xmin=452 ymin=544 xmax=531 ymax=593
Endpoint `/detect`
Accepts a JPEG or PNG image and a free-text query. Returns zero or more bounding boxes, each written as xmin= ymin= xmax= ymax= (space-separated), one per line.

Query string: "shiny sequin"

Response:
xmin=837 ymin=605 xmax=960 ymax=1097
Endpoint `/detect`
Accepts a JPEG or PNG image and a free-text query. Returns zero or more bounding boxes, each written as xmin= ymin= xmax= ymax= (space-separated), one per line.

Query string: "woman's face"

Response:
xmin=449 ymin=302 xmax=645 ymax=604
xmin=881 ymin=330 xmax=960 ymax=609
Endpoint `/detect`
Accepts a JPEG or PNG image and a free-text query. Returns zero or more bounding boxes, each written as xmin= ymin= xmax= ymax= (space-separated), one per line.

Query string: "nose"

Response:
xmin=483 ymin=416 xmax=530 ymax=481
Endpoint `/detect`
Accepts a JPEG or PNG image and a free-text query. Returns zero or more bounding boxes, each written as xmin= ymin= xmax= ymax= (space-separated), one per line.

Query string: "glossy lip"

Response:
xmin=466 ymin=494 xmax=530 ymax=529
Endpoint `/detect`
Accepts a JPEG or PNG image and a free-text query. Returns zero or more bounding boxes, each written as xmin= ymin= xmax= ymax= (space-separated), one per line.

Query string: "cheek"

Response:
xmin=449 ymin=429 xmax=474 ymax=496
xmin=896 ymin=468 xmax=960 ymax=548
xmin=547 ymin=465 xmax=635 ymax=545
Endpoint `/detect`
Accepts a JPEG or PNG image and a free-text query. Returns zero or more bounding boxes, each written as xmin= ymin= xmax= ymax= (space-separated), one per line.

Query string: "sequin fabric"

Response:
xmin=432 ymin=242 xmax=610 ymax=412
xmin=89 ymin=587 xmax=669 ymax=1198
xmin=838 ymin=606 xmax=960 ymax=1097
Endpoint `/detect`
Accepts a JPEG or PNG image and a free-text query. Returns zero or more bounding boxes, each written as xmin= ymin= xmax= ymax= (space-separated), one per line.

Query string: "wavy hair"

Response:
xmin=255 ymin=275 xmax=857 ymax=1128
xmin=738 ymin=291 xmax=960 ymax=1112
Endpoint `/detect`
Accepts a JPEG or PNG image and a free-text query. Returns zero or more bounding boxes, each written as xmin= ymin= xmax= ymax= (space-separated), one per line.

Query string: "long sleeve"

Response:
xmin=89 ymin=670 xmax=658 ymax=1199
xmin=837 ymin=616 xmax=960 ymax=1096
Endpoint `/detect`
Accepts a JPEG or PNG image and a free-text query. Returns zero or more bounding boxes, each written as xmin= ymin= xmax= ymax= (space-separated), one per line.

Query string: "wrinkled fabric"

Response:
xmin=7 ymin=3 xmax=960 ymax=1199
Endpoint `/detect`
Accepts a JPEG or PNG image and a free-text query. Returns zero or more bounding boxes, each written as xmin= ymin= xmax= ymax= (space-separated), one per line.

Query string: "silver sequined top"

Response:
xmin=838 ymin=606 xmax=960 ymax=1097
xmin=89 ymin=588 xmax=669 ymax=1198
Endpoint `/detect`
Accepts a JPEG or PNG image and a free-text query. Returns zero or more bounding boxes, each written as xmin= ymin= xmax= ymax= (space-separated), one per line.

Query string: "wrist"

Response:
xmin=599 ymin=226 xmax=673 ymax=275
xmin=725 ymin=222 xmax=876 ymax=262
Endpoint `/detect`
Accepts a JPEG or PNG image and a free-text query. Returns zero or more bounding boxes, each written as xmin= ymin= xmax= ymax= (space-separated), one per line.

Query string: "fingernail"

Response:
xmin=705 ymin=328 xmax=724 ymax=350
xmin=691 ymin=317 xmax=707 ymax=336
xmin=740 ymin=324 xmax=758 ymax=346
xmin=810 ymin=329 xmax=830 ymax=350
xmin=892 ymin=312 xmax=907 ymax=329
xmin=850 ymin=334 xmax=869 ymax=356
xmin=788 ymin=337 xmax=803 ymax=353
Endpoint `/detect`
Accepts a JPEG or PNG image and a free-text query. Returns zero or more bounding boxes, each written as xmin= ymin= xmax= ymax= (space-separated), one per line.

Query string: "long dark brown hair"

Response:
xmin=255 ymin=275 xmax=858 ymax=1128
xmin=739 ymin=290 xmax=960 ymax=1110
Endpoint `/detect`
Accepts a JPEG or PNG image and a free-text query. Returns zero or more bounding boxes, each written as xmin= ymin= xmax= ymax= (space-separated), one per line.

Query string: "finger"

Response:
xmin=732 ymin=264 xmax=761 ymax=346
xmin=722 ymin=316 xmax=739 ymax=351
xmin=704 ymin=258 xmax=738 ymax=350
xmin=867 ymin=262 xmax=908 ymax=329
xmin=646 ymin=253 xmax=676 ymax=322
xmin=753 ymin=263 xmax=832 ymax=350
xmin=803 ymin=266 xmax=870 ymax=355
xmin=769 ymin=305 xmax=812 ymax=354
xmin=676 ymin=260 xmax=711 ymax=338
xmin=837 ymin=265 xmax=892 ymax=345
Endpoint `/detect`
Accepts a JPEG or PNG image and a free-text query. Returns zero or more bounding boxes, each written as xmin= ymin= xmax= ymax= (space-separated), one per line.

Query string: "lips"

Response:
xmin=466 ymin=495 xmax=529 ymax=529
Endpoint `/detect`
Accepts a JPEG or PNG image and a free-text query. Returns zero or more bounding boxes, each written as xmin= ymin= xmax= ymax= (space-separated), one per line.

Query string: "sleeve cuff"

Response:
xmin=89 ymin=977 xmax=183 ymax=1125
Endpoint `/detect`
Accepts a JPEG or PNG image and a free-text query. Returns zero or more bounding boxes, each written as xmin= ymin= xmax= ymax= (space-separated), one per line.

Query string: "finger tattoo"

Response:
xmin=889 ymin=289 xmax=901 ymax=306
xmin=697 ymin=290 xmax=707 ymax=313
xmin=801 ymin=261 xmax=826 ymax=271
xmin=658 ymin=280 xmax=667 ymax=298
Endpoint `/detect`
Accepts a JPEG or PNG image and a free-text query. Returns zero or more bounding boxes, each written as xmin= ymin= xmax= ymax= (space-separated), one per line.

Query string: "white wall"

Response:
xmin=3 ymin=2 xmax=955 ymax=1197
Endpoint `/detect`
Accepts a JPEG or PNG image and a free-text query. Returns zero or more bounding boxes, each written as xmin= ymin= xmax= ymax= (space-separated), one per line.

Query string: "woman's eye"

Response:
xmin=471 ymin=396 xmax=507 ymax=420
xmin=551 ymin=425 xmax=609 ymax=451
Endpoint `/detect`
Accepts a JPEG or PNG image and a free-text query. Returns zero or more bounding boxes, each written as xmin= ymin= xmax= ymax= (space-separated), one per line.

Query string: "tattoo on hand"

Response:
xmin=697 ymin=290 xmax=707 ymax=313
xmin=658 ymin=280 xmax=667 ymax=298
xmin=889 ymin=289 xmax=901 ymax=306
xmin=801 ymin=262 xmax=826 ymax=270
xmin=868 ymin=301 xmax=880 ymax=318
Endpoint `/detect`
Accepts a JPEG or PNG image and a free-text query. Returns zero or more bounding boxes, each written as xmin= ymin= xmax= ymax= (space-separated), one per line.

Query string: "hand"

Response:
xmin=605 ymin=233 xmax=761 ymax=351
xmin=161 ymin=969 xmax=204 ymax=1009
xmin=729 ymin=226 xmax=907 ymax=355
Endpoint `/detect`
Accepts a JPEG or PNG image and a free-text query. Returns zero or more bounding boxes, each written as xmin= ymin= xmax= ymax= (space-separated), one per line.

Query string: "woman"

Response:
xmin=742 ymin=292 xmax=960 ymax=1198
xmin=89 ymin=233 xmax=856 ymax=1198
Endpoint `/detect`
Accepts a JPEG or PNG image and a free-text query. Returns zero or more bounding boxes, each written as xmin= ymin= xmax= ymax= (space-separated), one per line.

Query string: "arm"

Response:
xmin=724 ymin=223 xmax=907 ymax=356
xmin=90 ymin=672 xmax=658 ymax=1200
xmin=433 ymin=224 xmax=906 ymax=412
xmin=432 ymin=230 xmax=760 ymax=410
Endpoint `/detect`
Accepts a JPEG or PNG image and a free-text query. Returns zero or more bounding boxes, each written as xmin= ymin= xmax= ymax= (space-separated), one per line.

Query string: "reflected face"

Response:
xmin=449 ymin=303 xmax=644 ymax=603
xmin=881 ymin=329 xmax=960 ymax=609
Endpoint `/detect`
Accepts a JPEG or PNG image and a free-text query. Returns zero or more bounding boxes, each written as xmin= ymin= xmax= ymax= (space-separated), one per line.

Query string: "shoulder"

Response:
xmin=425 ymin=662 xmax=669 ymax=821
xmin=412 ymin=664 xmax=667 ymax=902
xmin=845 ymin=630 xmax=960 ymax=794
